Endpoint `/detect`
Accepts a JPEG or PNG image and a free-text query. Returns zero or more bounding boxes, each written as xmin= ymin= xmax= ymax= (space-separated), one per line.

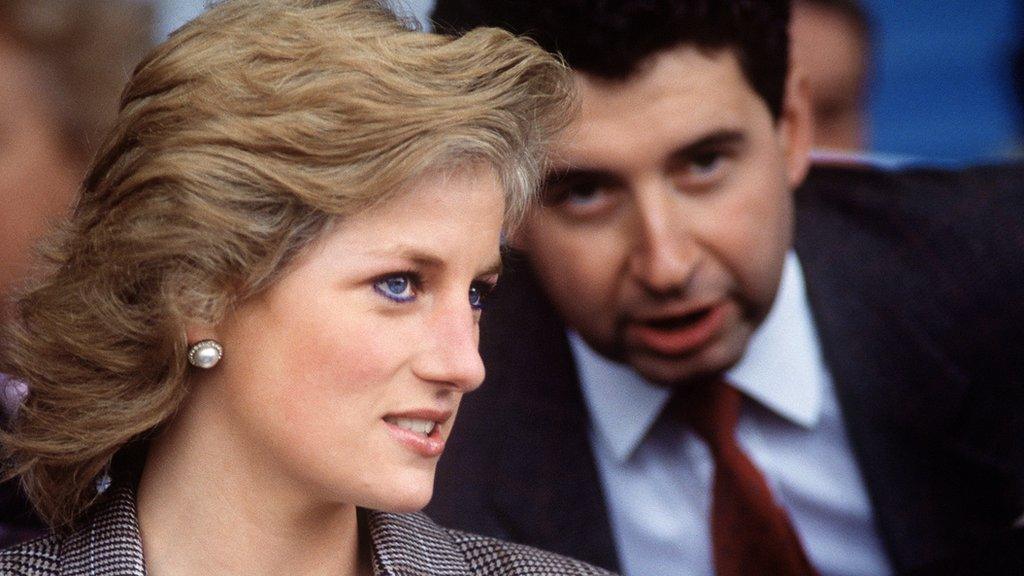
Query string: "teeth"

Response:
xmin=387 ymin=417 xmax=436 ymax=436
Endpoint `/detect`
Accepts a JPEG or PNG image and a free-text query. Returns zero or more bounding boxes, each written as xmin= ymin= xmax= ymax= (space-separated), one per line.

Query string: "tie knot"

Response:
xmin=669 ymin=379 xmax=742 ymax=452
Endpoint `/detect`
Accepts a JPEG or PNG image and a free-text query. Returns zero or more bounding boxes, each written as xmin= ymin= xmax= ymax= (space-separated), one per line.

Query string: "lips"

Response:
xmin=383 ymin=409 xmax=452 ymax=458
xmin=625 ymin=302 xmax=727 ymax=357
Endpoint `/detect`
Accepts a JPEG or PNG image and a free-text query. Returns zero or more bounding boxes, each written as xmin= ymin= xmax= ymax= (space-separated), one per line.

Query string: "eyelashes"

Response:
xmin=468 ymin=279 xmax=496 ymax=310
xmin=372 ymin=271 xmax=497 ymax=310
xmin=373 ymin=271 xmax=419 ymax=303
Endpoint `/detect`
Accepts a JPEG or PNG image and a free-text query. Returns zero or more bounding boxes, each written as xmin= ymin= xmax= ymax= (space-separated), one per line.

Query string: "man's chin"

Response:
xmin=627 ymin=347 xmax=742 ymax=388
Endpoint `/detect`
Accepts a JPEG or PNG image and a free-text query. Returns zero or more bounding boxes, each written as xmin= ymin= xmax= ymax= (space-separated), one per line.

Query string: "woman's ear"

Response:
xmin=185 ymin=324 xmax=218 ymax=346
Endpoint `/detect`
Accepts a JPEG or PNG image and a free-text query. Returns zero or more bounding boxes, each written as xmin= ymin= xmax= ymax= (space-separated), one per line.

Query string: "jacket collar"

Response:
xmin=368 ymin=510 xmax=472 ymax=576
xmin=60 ymin=485 xmax=472 ymax=576
xmin=61 ymin=485 xmax=146 ymax=576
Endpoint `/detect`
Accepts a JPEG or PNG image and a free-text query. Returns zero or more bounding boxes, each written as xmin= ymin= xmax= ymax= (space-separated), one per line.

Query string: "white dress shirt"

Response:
xmin=570 ymin=252 xmax=894 ymax=576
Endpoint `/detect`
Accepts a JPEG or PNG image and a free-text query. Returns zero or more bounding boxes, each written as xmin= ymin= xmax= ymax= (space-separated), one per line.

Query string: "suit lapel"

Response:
xmin=794 ymin=174 xmax=994 ymax=573
xmin=480 ymin=256 xmax=620 ymax=571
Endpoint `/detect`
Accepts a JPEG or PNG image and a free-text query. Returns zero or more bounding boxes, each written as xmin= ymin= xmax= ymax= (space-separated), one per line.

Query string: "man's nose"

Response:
xmin=413 ymin=301 xmax=486 ymax=393
xmin=628 ymin=188 xmax=698 ymax=296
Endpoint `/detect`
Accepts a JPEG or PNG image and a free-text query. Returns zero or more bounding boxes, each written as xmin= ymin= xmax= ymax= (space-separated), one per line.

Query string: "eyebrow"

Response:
xmin=368 ymin=245 xmax=503 ymax=278
xmin=666 ymin=129 xmax=747 ymax=166
xmin=541 ymin=128 xmax=749 ymax=190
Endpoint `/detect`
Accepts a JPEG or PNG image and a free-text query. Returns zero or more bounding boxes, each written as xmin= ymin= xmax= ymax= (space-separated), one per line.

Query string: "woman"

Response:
xmin=0 ymin=1 xmax=606 ymax=574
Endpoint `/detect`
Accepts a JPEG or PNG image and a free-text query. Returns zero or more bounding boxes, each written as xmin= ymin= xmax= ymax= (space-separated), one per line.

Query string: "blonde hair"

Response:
xmin=0 ymin=0 xmax=574 ymax=530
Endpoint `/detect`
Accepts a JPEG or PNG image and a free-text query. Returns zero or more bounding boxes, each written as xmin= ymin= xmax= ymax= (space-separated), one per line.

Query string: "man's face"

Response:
xmin=513 ymin=46 xmax=811 ymax=386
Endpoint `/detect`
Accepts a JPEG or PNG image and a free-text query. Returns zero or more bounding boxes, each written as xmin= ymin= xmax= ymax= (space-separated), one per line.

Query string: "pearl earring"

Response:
xmin=187 ymin=339 xmax=223 ymax=369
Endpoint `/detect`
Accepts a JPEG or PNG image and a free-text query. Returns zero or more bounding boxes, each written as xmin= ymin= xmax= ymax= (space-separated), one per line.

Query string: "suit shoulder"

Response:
xmin=446 ymin=528 xmax=616 ymax=575
xmin=0 ymin=533 xmax=60 ymax=575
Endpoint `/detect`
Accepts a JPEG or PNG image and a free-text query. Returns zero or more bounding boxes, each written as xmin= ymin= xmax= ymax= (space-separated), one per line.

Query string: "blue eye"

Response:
xmin=468 ymin=281 xmax=495 ymax=310
xmin=374 ymin=274 xmax=417 ymax=303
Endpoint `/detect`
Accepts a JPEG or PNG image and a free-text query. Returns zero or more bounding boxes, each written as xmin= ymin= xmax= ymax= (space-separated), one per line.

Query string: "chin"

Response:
xmin=357 ymin=471 xmax=436 ymax=513
xmin=370 ymin=490 xmax=433 ymax=514
xmin=631 ymin=340 xmax=746 ymax=386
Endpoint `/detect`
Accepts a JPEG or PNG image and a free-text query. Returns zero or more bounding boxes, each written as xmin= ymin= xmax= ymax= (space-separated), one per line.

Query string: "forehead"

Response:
xmin=553 ymin=47 xmax=773 ymax=169
xmin=309 ymin=165 xmax=505 ymax=261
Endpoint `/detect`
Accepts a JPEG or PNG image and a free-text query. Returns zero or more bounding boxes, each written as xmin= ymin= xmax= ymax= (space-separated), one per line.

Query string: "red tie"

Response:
xmin=672 ymin=380 xmax=818 ymax=576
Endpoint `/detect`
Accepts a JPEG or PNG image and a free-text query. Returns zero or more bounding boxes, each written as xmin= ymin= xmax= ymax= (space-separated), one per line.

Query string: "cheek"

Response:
xmin=268 ymin=313 xmax=399 ymax=423
xmin=522 ymin=217 xmax=627 ymax=334
xmin=710 ymin=165 xmax=793 ymax=304
xmin=223 ymin=295 xmax=404 ymax=441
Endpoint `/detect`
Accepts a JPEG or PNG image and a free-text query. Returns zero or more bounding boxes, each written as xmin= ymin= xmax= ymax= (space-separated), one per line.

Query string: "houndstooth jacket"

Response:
xmin=0 ymin=485 xmax=614 ymax=575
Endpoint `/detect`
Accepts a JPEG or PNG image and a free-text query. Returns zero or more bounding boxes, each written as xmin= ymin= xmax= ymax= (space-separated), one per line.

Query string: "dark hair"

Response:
xmin=431 ymin=0 xmax=792 ymax=119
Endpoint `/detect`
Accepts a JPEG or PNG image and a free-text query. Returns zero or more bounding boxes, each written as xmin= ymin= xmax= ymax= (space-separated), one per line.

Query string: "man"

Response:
xmin=790 ymin=0 xmax=872 ymax=151
xmin=426 ymin=1 xmax=1024 ymax=575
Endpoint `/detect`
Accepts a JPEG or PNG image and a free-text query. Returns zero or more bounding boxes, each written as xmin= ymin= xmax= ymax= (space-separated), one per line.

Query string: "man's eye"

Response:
xmin=673 ymin=150 xmax=730 ymax=191
xmin=563 ymin=182 xmax=604 ymax=206
xmin=691 ymin=152 xmax=725 ymax=176
xmin=468 ymin=280 xmax=496 ymax=310
xmin=373 ymin=273 xmax=418 ymax=303
xmin=543 ymin=181 xmax=617 ymax=220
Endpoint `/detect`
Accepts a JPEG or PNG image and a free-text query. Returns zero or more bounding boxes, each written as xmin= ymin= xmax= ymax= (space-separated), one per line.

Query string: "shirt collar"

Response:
xmin=727 ymin=252 xmax=824 ymax=429
xmin=571 ymin=252 xmax=825 ymax=463
xmin=570 ymin=332 xmax=672 ymax=463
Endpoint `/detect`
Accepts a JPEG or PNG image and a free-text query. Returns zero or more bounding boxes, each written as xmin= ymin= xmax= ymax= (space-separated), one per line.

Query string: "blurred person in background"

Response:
xmin=0 ymin=0 xmax=154 ymax=548
xmin=790 ymin=0 xmax=872 ymax=151
xmin=0 ymin=0 xmax=154 ymax=320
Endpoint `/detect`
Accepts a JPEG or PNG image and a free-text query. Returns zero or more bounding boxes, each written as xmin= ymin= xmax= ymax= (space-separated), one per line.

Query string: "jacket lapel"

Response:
xmin=61 ymin=485 xmax=147 ymax=576
xmin=794 ymin=170 xmax=1017 ymax=573
xmin=59 ymin=490 xmax=477 ymax=576
xmin=479 ymin=257 xmax=620 ymax=571
xmin=368 ymin=511 xmax=472 ymax=576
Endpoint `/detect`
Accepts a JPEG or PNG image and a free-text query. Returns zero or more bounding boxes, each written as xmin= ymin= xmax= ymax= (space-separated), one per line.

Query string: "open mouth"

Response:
xmin=641 ymin=307 xmax=712 ymax=331
xmin=626 ymin=303 xmax=727 ymax=356
xmin=383 ymin=413 xmax=449 ymax=458
xmin=383 ymin=416 xmax=438 ymax=438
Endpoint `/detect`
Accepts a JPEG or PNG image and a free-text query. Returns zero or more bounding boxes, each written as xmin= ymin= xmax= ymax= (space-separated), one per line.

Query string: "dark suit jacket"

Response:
xmin=0 ymin=485 xmax=613 ymax=575
xmin=426 ymin=163 xmax=1024 ymax=575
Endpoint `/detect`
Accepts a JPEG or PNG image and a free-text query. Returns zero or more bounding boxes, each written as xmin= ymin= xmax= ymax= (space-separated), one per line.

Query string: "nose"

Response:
xmin=628 ymin=186 xmax=698 ymax=296
xmin=413 ymin=300 xmax=486 ymax=393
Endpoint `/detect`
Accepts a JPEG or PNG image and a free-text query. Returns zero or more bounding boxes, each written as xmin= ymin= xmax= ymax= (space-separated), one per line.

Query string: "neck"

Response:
xmin=136 ymin=394 xmax=370 ymax=576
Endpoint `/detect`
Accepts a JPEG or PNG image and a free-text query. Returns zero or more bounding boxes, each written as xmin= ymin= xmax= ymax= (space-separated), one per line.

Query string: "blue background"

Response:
xmin=860 ymin=0 xmax=1022 ymax=161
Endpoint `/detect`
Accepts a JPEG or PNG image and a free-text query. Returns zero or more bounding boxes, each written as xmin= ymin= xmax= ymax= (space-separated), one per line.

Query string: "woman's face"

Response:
xmin=189 ymin=165 xmax=505 ymax=512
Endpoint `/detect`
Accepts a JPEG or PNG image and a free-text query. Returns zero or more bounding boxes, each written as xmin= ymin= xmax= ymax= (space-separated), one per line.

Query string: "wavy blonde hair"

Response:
xmin=0 ymin=0 xmax=574 ymax=530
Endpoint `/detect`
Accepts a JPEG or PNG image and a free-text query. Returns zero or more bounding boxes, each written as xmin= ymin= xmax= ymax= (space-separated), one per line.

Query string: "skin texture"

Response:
xmin=790 ymin=2 xmax=870 ymax=150
xmin=0 ymin=34 xmax=82 ymax=317
xmin=138 ymin=165 xmax=504 ymax=576
xmin=514 ymin=46 xmax=812 ymax=387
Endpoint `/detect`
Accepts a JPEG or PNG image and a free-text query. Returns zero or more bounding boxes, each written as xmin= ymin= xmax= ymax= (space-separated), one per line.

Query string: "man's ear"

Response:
xmin=777 ymin=68 xmax=814 ymax=189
